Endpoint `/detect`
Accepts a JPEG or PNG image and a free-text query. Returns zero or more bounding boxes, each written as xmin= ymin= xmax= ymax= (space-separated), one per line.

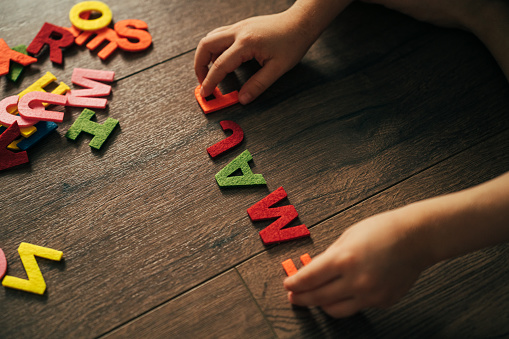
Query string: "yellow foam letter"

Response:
xmin=2 ymin=242 xmax=63 ymax=295
xmin=69 ymin=1 xmax=112 ymax=31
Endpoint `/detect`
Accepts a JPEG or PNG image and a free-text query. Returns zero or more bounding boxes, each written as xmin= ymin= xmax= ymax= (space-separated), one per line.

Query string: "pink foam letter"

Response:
xmin=18 ymin=92 xmax=66 ymax=123
xmin=0 ymin=96 xmax=36 ymax=128
xmin=66 ymin=68 xmax=115 ymax=109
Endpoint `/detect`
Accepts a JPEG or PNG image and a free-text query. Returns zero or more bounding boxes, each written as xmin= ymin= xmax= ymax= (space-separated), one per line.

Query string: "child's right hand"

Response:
xmin=194 ymin=9 xmax=318 ymax=105
xmin=284 ymin=171 xmax=509 ymax=318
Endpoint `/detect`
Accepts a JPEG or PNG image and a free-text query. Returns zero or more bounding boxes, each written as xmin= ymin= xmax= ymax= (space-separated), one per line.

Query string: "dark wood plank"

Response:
xmin=103 ymin=269 xmax=274 ymax=338
xmin=1 ymin=3 xmax=508 ymax=338
xmin=0 ymin=0 xmax=290 ymax=95
xmin=236 ymin=129 xmax=509 ymax=338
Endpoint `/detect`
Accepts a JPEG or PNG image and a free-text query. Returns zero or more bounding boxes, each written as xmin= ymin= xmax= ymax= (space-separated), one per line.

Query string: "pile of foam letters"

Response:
xmin=0 ymin=0 xmax=152 ymax=172
xmin=0 ymin=1 xmax=151 ymax=295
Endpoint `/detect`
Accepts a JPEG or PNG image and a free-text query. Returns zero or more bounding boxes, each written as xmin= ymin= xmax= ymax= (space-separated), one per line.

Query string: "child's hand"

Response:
xmin=284 ymin=210 xmax=430 ymax=318
xmin=194 ymin=10 xmax=319 ymax=105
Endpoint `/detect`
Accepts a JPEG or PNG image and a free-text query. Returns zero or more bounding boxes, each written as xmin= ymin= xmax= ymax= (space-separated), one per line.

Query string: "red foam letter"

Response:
xmin=0 ymin=39 xmax=37 ymax=77
xmin=27 ymin=23 xmax=74 ymax=64
xmin=0 ymin=122 xmax=29 ymax=171
xmin=114 ymin=19 xmax=152 ymax=52
xmin=195 ymin=85 xmax=239 ymax=114
xmin=247 ymin=187 xmax=310 ymax=245
xmin=207 ymin=120 xmax=244 ymax=158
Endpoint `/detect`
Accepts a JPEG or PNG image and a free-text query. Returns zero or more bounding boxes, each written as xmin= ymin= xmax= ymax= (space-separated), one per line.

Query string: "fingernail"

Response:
xmin=239 ymin=93 xmax=252 ymax=105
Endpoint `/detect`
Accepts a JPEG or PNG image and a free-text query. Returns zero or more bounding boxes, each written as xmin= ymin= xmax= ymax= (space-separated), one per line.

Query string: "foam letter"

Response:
xmin=27 ymin=23 xmax=74 ymax=64
xmin=64 ymin=11 xmax=91 ymax=37
xmin=6 ymin=45 xmax=33 ymax=82
xmin=282 ymin=259 xmax=298 ymax=277
xmin=4 ymin=71 xmax=70 ymax=137
xmin=75 ymin=27 xmax=120 ymax=60
xmin=18 ymin=71 xmax=70 ymax=98
xmin=195 ymin=85 xmax=239 ymax=114
xmin=114 ymin=19 xmax=152 ymax=52
xmin=65 ymin=108 xmax=118 ymax=149
xmin=300 ymin=253 xmax=312 ymax=266
xmin=18 ymin=92 xmax=67 ymax=123
xmin=0 ymin=39 xmax=37 ymax=77
xmin=0 ymin=122 xmax=29 ymax=171
xmin=1 ymin=242 xmax=63 ymax=295
xmin=7 ymin=137 xmax=23 ymax=151
xmin=282 ymin=253 xmax=311 ymax=276
xmin=215 ymin=149 xmax=266 ymax=187
xmin=0 ymin=125 xmax=23 ymax=151
xmin=0 ymin=96 xmax=37 ymax=128
xmin=207 ymin=120 xmax=244 ymax=158
xmin=66 ymin=68 xmax=114 ymax=108
xmin=69 ymin=1 xmax=112 ymax=31
xmin=248 ymin=187 xmax=310 ymax=245
xmin=17 ymin=121 xmax=58 ymax=151
xmin=0 ymin=248 xmax=6 ymax=280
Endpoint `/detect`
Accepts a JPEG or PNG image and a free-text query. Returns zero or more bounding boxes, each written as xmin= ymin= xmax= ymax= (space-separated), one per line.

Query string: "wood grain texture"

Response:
xmin=0 ymin=1 xmax=508 ymax=338
xmin=104 ymin=269 xmax=275 ymax=338
xmin=237 ymin=129 xmax=509 ymax=338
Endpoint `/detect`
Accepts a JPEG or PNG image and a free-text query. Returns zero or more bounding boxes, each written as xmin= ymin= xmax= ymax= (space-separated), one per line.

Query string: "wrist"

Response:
xmin=397 ymin=174 xmax=509 ymax=266
xmin=389 ymin=205 xmax=440 ymax=270
xmin=288 ymin=0 xmax=353 ymax=43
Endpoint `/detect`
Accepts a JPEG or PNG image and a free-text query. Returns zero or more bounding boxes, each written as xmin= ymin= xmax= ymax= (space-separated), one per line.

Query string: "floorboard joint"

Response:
xmin=234 ymin=267 xmax=279 ymax=339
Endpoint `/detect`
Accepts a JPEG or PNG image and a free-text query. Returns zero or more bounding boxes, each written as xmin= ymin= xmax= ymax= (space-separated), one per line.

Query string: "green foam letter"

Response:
xmin=65 ymin=108 xmax=118 ymax=149
xmin=215 ymin=149 xmax=266 ymax=187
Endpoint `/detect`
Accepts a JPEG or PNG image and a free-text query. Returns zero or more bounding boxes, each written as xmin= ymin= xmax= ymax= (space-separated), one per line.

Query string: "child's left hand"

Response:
xmin=284 ymin=209 xmax=429 ymax=318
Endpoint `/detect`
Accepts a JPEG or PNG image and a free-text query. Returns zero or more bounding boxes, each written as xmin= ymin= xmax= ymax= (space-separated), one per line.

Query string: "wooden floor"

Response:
xmin=1 ymin=1 xmax=509 ymax=338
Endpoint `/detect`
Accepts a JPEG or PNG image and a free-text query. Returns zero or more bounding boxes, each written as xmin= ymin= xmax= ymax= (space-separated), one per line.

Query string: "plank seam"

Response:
xmin=306 ymin=128 xmax=509 ymax=231
xmin=114 ymin=48 xmax=197 ymax=83
xmin=234 ymin=267 xmax=279 ymax=339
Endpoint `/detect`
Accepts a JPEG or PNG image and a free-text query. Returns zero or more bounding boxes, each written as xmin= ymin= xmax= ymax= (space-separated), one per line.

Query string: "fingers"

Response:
xmin=196 ymin=20 xmax=292 ymax=104
xmin=284 ymin=249 xmax=342 ymax=294
xmin=206 ymin=25 xmax=231 ymax=37
xmin=321 ymin=298 xmax=363 ymax=318
xmin=288 ymin=277 xmax=352 ymax=307
xmin=199 ymin=42 xmax=248 ymax=98
xmin=194 ymin=32 xmax=235 ymax=84
xmin=237 ymin=60 xmax=286 ymax=104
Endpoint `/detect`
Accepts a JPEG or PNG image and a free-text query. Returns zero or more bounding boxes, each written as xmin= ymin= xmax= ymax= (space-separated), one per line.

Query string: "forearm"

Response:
xmin=467 ymin=0 xmax=509 ymax=81
xmin=288 ymin=0 xmax=353 ymax=43
xmin=402 ymin=172 xmax=509 ymax=265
